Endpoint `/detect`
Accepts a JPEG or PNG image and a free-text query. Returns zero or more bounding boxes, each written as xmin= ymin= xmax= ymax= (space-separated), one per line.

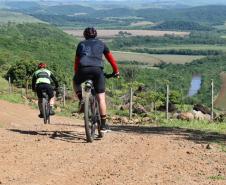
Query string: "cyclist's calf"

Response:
xmin=97 ymin=93 xmax=106 ymax=116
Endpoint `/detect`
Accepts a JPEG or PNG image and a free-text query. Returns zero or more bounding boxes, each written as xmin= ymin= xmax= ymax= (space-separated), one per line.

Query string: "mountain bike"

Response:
xmin=83 ymin=73 xmax=115 ymax=143
xmin=41 ymin=92 xmax=51 ymax=124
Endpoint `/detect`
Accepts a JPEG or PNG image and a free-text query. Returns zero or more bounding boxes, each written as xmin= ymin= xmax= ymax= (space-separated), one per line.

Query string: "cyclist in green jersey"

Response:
xmin=32 ymin=63 xmax=59 ymax=118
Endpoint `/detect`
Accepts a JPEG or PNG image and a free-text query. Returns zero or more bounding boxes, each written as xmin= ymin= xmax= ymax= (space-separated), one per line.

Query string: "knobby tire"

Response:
xmin=84 ymin=92 xmax=96 ymax=142
xmin=42 ymin=98 xmax=50 ymax=124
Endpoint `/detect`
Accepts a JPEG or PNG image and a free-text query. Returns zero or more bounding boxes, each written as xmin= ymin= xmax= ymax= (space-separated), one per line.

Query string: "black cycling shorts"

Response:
xmin=36 ymin=83 xmax=54 ymax=99
xmin=74 ymin=67 xmax=105 ymax=93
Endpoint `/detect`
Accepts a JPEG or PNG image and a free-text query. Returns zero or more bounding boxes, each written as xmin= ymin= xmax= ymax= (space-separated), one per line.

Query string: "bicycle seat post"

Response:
xmin=84 ymin=80 xmax=93 ymax=92
xmin=42 ymin=92 xmax=48 ymax=99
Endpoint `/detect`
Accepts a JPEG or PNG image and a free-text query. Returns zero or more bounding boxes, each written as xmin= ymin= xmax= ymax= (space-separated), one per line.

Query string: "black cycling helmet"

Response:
xmin=83 ymin=27 xmax=97 ymax=39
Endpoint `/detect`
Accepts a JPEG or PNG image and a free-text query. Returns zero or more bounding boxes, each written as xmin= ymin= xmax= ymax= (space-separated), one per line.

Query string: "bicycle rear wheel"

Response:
xmin=42 ymin=98 xmax=50 ymax=124
xmin=84 ymin=92 xmax=97 ymax=142
xmin=47 ymin=102 xmax=50 ymax=124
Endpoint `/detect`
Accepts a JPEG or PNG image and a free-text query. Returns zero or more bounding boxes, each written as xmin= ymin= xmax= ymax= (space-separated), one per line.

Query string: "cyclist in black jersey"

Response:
xmin=73 ymin=27 xmax=119 ymax=132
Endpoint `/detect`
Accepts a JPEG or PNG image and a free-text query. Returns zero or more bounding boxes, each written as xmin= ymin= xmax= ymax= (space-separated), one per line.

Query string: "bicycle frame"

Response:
xmin=83 ymin=73 xmax=116 ymax=142
xmin=83 ymin=80 xmax=102 ymax=142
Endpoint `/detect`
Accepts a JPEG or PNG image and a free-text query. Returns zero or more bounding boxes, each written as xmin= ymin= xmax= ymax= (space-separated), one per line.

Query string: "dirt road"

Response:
xmin=0 ymin=100 xmax=225 ymax=185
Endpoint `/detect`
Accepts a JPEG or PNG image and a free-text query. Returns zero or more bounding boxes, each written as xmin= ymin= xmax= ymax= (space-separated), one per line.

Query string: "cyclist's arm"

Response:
xmin=74 ymin=55 xmax=80 ymax=73
xmin=74 ymin=42 xmax=82 ymax=74
xmin=104 ymin=51 xmax=119 ymax=74
xmin=103 ymin=42 xmax=119 ymax=73
xmin=50 ymin=73 xmax=59 ymax=88
xmin=32 ymin=74 xmax=36 ymax=91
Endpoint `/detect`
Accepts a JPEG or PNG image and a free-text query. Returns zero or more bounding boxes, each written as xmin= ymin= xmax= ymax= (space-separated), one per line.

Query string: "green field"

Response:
xmin=215 ymin=22 xmax=226 ymax=30
xmin=0 ymin=10 xmax=44 ymax=24
xmin=130 ymin=44 xmax=226 ymax=52
xmin=112 ymin=51 xmax=204 ymax=64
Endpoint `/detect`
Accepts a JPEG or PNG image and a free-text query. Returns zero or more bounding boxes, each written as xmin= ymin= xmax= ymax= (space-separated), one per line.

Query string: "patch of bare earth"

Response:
xmin=64 ymin=29 xmax=189 ymax=38
xmin=130 ymin=21 xmax=154 ymax=27
xmin=0 ymin=100 xmax=225 ymax=185
xmin=215 ymin=72 xmax=226 ymax=110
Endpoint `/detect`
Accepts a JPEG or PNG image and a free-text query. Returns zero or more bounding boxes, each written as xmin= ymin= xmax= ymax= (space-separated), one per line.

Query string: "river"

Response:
xmin=188 ymin=75 xmax=202 ymax=96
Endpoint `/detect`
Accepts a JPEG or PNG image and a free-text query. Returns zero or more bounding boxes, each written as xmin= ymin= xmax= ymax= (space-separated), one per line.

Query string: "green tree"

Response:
xmin=6 ymin=58 xmax=37 ymax=89
xmin=170 ymin=90 xmax=181 ymax=104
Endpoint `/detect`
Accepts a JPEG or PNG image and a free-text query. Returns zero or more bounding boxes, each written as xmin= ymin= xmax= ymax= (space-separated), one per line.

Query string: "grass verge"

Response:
xmin=0 ymin=93 xmax=24 ymax=104
xmin=160 ymin=119 xmax=226 ymax=134
xmin=208 ymin=175 xmax=225 ymax=180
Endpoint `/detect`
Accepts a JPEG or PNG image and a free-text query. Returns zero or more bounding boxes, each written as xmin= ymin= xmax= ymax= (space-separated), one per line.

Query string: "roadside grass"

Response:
xmin=0 ymin=93 xmax=24 ymax=104
xmin=160 ymin=119 xmax=226 ymax=134
xmin=57 ymin=101 xmax=79 ymax=117
xmin=109 ymin=109 xmax=130 ymax=117
xmin=220 ymin=143 xmax=226 ymax=152
xmin=208 ymin=175 xmax=225 ymax=180
xmin=0 ymin=76 xmax=38 ymax=105
xmin=0 ymin=76 xmax=25 ymax=103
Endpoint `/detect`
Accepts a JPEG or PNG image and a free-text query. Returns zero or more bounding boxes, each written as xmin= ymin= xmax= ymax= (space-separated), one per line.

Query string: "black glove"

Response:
xmin=104 ymin=72 xmax=120 ymax=79
xmin=112 ymin=71 xmax=120 ymax=78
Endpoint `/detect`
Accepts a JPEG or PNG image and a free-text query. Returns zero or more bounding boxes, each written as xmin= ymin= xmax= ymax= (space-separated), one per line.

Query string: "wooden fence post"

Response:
xmin=63 ymin=84 xmax=66 ymax=107
xmin=211 ymin=80 xmax=214 ymax=120
xmin=25 ymin=80 xmax=28 ymax=97
xmin=129 ymin=87 xmax=133 ymax=119
xmin=166 ymin=84 xmax=169 ymax=120
xmin=8 ymin=77 xmax=12 ymax=94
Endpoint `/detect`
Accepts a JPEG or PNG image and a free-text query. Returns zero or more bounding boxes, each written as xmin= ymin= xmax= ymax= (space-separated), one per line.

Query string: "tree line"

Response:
xmin=110 ymin=32 xmax=226 ymax=50
xmin=132 ymin=48 xmax=223 ymax=56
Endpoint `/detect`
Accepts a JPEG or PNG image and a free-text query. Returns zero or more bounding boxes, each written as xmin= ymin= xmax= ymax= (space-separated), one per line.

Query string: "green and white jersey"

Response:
xmin=34 ymin=69 xmax=52 ymax=84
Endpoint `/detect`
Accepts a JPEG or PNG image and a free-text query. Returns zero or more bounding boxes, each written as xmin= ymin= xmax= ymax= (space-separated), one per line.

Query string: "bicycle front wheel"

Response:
xmin=84 ymin=92 xmax=96 ymax=142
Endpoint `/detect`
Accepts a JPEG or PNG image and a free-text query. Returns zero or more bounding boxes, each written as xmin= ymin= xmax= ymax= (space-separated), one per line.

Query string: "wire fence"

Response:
xmin=1 ymin=77 xmax=217 ymax=121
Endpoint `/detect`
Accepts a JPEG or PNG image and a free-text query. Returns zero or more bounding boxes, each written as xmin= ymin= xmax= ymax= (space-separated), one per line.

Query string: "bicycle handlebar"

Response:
xmin=104 ymin=73 xmax=119 ymax=79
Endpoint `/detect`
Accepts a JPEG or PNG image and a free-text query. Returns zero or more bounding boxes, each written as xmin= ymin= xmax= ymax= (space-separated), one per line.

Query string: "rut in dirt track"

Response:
xmin=0 ymin=100 xmax=225 ymax=185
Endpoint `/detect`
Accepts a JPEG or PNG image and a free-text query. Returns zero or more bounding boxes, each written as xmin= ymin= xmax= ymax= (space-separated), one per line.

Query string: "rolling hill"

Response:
xmin=0 ymin=10 xmax=44 ymax=24
xmin=23 ymin=5 xmax=226 ymax=28
xmin=0 ymin=23 xmax=78 ymax=85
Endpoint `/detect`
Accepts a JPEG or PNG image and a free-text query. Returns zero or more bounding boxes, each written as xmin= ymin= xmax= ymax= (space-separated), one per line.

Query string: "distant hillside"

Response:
xmin=6 ymin=3 xmax=95 ymax=15
xmin=4 ymin=3 xmax=226 ymax=29
xmin=43 ymin=4 xmax=95 ymax=15
xmin=0 ymin=23 xmax=77 ymax=84
xmin=0 ymin=10 xmax=44 ymax=24
xmin=40 ymin=5 xmax=226 ymax=28
xmin=94 ymin=5 xmax=226 ymax=25
xmin=5 ymin=1 xmax=41 ymax=11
